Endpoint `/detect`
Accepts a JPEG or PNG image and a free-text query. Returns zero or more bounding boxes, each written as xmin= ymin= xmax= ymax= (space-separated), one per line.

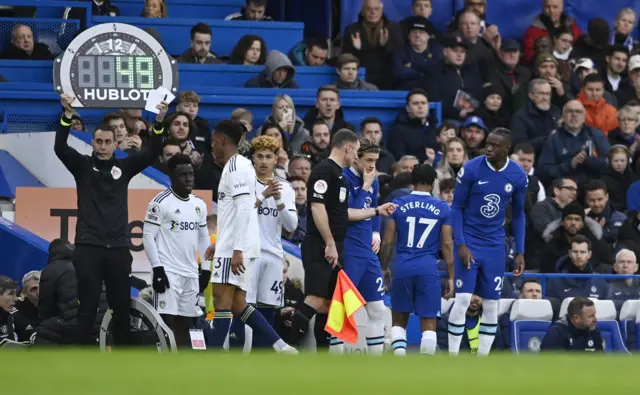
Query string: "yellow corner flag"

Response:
xmin=325 ymin=270 xmax=366 ymax=344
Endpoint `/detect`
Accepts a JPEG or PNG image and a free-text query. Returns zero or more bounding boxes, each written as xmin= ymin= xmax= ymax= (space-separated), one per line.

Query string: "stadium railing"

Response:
xmin=113 ymin=0 xmax=243 ymax=19
xmin=92 ymin=16 xmax=304 ymax=58
xmin=501 ymin=272 xmax=640 ymax=298
xmin=0 ymin=60 xmax=366 ymax=90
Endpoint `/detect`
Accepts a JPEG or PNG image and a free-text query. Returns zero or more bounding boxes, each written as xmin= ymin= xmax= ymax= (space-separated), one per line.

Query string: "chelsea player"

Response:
xmin=332 ymin=137 xmax=388 ymax=355
xmin=448 ymin=128 xmax=526 ymax=356
xmin=380 ymin=164 xmax=454 ymax=356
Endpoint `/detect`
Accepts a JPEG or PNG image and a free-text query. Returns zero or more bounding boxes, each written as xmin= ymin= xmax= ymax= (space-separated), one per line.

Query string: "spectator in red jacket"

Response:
xmin=522 ymin=0 xmax=581 ymax=64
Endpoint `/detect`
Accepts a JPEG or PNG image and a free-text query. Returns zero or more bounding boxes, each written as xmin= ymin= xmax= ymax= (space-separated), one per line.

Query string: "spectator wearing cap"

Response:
xmin=333 ymin=54 xmax=378 ymax=91
xmin=583 ymin=179 xmax=626 ymax=245
xmin=392 ymin=16 xmax=442 ymax=90
xmin=244 ymin=50 xmax=299 ymax=89
xmin=516 ymin=53 xmax=572 ymax=110
xmin=572 ymin=58 xmax=617 ymax=106
xmin=360 ymin=117 xmax=394 ymax=174
xmin=460 ymin=116 xmax=486 ymax=158
xmin=456 ymin=9 xmax=495 ymax=72
xmin=471 ymin=83 xmax=508 ymax=131
xmin=423 ymin=33 xmax=484 ymax=122
xmin=342 ymin=0 xmax=403 ymax=90
xmin=387 ymin=88 xmax=437 ymax=162
xmin=400 ymin=0 xmax=436 ymax=37
xmin=577 ymin=74 xmax=618 ymax=136
xmin=511 ymin=79 xmax=561 ymax=156
xmin=541 ymin=203 xmax=612 ymax=274
xmin=537 ymin=100 xmax=610 ymax=185
xmin=489 ymin=39 xmax=530 ymax=117
xmin=522 ymin=0 xmax=581 ymax=64
xmin=615 ymin=55 xmax=640 ymax=107
xmin=611 ymin=8 xmax=638 ymax=52
xmin=602 ymin=45 xmax=629 ymax=94
xmin=608 ymin=249 xmax=640 ymax=303
xmin=570 ymin=18 xmax=610 ymax=70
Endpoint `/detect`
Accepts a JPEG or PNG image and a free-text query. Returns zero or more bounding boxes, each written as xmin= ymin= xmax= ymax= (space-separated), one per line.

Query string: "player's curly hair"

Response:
xmin=250 ymin=135 xmax=280 ymax=154
xmin=358 ymin=136 xmax=380 ymax=157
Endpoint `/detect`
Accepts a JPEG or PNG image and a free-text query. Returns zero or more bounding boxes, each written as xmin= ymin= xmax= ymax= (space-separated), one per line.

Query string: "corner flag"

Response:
xmin=325 ymin=270 xmax=366 ymax=344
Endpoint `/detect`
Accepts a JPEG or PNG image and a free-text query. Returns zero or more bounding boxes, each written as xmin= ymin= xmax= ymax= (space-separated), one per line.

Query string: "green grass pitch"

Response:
xmin=3 ymin=350 xmax=636 ymax=394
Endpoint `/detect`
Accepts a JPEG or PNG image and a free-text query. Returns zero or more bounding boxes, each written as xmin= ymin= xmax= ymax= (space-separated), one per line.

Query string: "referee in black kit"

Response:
xmin=287 ymin=129 xmax=396 ymax=350
xmin=54 ymin=94 xmax=168 ymax=345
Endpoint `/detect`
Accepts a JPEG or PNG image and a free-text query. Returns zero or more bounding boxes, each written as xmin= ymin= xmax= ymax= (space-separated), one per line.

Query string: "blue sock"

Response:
xmin=210 ymin=309 xmax=232 ymax=347
xmin=240 ymin=305 xmax=279 ymax=347
xmin=252 ymin=305 xmax=276 ymax=348
xmin=228 ymin=316 xmax=245 ymax=349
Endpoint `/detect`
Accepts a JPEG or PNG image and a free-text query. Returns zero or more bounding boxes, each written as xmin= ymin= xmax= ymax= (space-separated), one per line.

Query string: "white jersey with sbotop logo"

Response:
xmin=215 ymin=154 xmax=260 ymax=259
xmin=143 ymin=189 xmax=208 ymax=278
xmin=256 ymin=177 xmax=297 ymax=260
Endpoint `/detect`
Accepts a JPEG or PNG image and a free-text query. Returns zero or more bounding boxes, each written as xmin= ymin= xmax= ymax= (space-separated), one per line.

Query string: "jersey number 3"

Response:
xmin=405 ymin=217 xmax=437 ymax=248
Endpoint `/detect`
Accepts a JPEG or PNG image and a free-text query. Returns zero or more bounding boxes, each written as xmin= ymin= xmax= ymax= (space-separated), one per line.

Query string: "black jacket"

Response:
xmin=471 ymin=105 xmax=509 ymax=132
xmin=0 ymin=42 xmax=52 ymax=60
xmin=302 ymin=108 xmax=355 ymax=136
xmin=54 ymin=116 xmax=164 ymax=248
xmin=617 ymin=214 xmax=640 ymax=260
xmin=386 ymin=110 xmax=437 ymax=162
xmin=607 ymin=128 xmax=638 ymax=149
xmin=510 ymin=101 xmax=562 ymax=155
xmin=489 ymin=61 xmax=531 ymax=118
xmin=35 ymin=243 xmax=78 ymax=344
xmin=541 ymin=316 xmax=604 ymax=352
xmin=376 ymin=147 xmax=395 ymax=175
xmin=0 ymin=308 xmax=16 ymax=342
xmin=12 ymin=299 xmax=39 ymax=342
xmin=423 ymin=60 xmax=485 ymax=121
xmin=600 ymin=166 xmax=637 ymax=212
xmin=66 ymin=0 xmax=120 ymax=29
xmin=274 ymin=279 xmax=305 ymax=344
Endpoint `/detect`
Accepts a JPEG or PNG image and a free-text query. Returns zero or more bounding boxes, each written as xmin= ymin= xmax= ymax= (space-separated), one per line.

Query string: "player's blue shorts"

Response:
xmin=391 ymin=273 xmax=441 ymax=318
xmin=344 ymin=255 xmax=384 ymax=302
xmin=454 ymin=242 xmax=505 ymax=300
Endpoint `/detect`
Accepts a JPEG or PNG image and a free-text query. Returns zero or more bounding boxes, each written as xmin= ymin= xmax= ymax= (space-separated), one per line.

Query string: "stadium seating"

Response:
xmin=0 ymin=17 xmax=80 ymax=56
xmin=592 ymin=300 xmax=629 ymax=353
xmin=0 ymin=0 xmax=91 ymax=20
xmin=509 ymin=299 xmax=553 ymax=354
xmin=0 ymin=150 xmax=45 ymax=198
xmin=558 ymin=297 xmax=598 ymax=318
xmin=113 ymin=0 xmax=243 ymax=19
xmin=93 ymin=16 xmax=304 ymax=58
xmin=619 ymin=300 xmax=640 ymax=350
xmin=0 ymin=60 xmax=365 ymax=90
xmin=498 ymin=298 xmax=515 ymax=318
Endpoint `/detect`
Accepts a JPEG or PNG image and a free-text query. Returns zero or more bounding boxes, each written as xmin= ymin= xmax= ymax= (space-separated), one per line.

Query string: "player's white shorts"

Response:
xmin=153 ymin=271 xmax=202 ymax=317
xmin=246 ymin=254 xmax=285 ymax=306
xmin=211 ymin=256 xmax=257 ymax=291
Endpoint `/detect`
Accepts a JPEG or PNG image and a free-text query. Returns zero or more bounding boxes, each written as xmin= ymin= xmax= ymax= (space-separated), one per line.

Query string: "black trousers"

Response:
xmin=73 ymin=244 xmax=132 ymax=346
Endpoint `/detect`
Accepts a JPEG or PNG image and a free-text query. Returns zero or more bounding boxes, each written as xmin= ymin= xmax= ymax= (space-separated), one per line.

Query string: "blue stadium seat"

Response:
xmin=93 ymin=16 xmax=304 ymax=58
xmin=619 ymin=300 xmax=640 ymax=350
xmin=558 ymin=297 xmax=598 ymax=318
xmin=593 ymin=300 xmax=630 ymax=353
xmin=509 ymin=299 xmax=553 ymax=354
xmin=0 ymin=150 xmax=45 ymax=198
xmin=0 ymin=17 xmax=80 ymax=56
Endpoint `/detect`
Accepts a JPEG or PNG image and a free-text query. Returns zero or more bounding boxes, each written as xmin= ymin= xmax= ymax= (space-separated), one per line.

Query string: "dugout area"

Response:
xmin=3 ymin=351 xmax=636 ymax=393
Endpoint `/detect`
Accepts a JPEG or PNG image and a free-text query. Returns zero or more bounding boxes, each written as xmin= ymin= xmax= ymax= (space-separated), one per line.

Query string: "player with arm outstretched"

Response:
xmin=227 ymin=135 xmax=298 ymax=350
xmin=448 ymin=128 xmax=527 ymax=356
xmin=379 ymin=164 xmax=454 ymax=356
xmin=204 ymin=120 xmax=296 ymax=354
xmin=142 ymin=154 xmax=209 ymax=347
xmin=331 ymin=137 xmax=388 ymax=355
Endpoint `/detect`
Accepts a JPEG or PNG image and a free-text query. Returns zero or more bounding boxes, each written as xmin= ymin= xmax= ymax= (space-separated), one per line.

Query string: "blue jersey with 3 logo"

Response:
xmin=451 ymin=155 xmax=527 ymax=300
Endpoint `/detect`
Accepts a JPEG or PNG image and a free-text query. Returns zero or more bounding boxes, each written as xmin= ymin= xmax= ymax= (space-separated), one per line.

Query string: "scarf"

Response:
xmin=610 ymin=29 xmax=635 ymax=51
xmin=362 ymin=18 xmax=384 ymax=48
xmin=539 ymin=13 xmax=569 ymax=37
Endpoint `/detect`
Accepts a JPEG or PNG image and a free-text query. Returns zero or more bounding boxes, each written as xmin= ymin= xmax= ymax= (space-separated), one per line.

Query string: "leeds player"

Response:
xmin=380 ymin=164 xmax=454 ymax=356
xmin=332 ymin=137 xmax=386 ymax=355
xmin=449 ymin=128 xmax=526 ymax=356
xmin=228 ymin=135 xmax=298 ymax=349
xmin=204 ymin=120 xmax=296 ymax=353
xmin=143 ymin=154 xmax=210 ymax=346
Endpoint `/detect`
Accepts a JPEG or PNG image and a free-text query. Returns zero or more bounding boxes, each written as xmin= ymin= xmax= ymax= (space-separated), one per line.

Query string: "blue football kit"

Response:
xmin=390 ymin=191 xmax=451 ymax=318
xmin=450 ymin=156 xmax=527 ymax=300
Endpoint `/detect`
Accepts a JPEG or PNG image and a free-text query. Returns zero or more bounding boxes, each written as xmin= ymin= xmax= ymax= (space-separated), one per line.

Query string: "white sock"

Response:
xmin=478 ymin=299 xmax=499 ymax=356
xmin=391 ymin=326 xmax=407 ymax=356
xmin=448 ymin=293 xmax=472 ymax=356
xmin=329 ymin=337 xmax=344 ymax=355
xmin=365 ymin=301 xmax=386 ymax=355
xmin=273 ymin=339 xmax=288 ymax=351
xmin=420 ymin=330 xmax=437 ymax=355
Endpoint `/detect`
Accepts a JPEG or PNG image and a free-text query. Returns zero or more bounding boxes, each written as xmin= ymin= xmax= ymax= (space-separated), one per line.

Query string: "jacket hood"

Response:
xmin=48 ymin=242 xmax=75 ymax=264
xmin=542 ymin=217 xmax=604 ymax=242
xmin=287 ymin=41 xmax=307 ymax=66
xmin=264 ymin=50 xmax=296 ymax=84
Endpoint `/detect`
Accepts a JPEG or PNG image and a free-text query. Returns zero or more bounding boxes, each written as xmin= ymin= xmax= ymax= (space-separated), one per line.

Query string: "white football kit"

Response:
xmin=212 ymin=154 xmax=261 ymax=290
xmin=246 ymin=176 xmax=298 ymax=306
xmin=143 ymin=189 xmax=209 ymax=317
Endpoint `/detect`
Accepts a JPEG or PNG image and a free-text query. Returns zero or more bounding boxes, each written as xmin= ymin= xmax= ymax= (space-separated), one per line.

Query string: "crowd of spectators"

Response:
xmin=2 ymin=0 xmax=640 ymax=349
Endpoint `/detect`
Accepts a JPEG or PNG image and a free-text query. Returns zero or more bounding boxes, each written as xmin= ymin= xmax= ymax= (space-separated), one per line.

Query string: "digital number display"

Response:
xmin=54 ymin=23 xmax=178 ymax=109
xmin=77 ymin=56 xmax=155 ymax=90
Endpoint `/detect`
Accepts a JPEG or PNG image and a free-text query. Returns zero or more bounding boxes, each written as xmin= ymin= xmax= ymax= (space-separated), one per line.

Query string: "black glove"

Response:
xmin=199 ymin=270 xmax=211 ymax=293
xmin=152 ymin=266 xmax=170 ymax=294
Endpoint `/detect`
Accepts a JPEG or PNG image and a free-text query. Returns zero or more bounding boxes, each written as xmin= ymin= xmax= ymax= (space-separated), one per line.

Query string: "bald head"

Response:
xmin=562 ymin=100 xmax=585 ymax=131
xmin=362 ymin=0 xmax=383 ymax=24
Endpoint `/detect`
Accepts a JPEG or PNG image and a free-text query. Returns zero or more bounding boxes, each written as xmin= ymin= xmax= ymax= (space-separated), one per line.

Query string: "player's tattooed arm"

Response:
xmin=379 ymin=218 xmax=397 ymax=275
xmin=441 ymin=225 xmax=455 ymax=299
